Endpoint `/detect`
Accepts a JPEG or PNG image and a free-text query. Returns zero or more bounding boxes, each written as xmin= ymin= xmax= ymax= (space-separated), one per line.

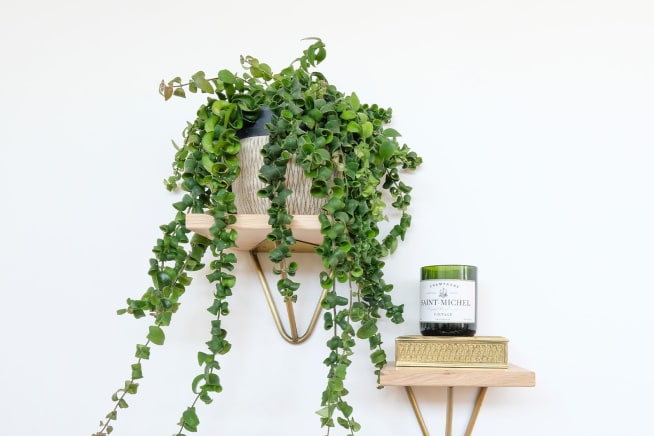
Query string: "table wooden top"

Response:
xmin=380 ymin=362 xmax=536 ymax=387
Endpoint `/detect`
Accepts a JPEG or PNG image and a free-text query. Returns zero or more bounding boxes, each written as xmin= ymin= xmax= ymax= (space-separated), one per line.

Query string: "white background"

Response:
xmin=1 ymin=1 xmax=653 ymax=435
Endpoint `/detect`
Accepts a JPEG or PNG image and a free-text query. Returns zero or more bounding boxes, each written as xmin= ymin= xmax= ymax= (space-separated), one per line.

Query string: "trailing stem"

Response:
xmin=93 ymin=338 xmax=152 ymax=436
xmin=175 ymin=228 xmax=237 ymax=434
xmin=93 ymin=216 xmax=209 ymax=435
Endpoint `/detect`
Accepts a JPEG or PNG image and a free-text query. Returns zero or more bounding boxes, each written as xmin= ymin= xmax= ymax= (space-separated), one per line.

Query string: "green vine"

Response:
xmin=93 ymin=37 xmax=421 ymax=435
xmin=257 ymin=39 xmax=420 ymax=434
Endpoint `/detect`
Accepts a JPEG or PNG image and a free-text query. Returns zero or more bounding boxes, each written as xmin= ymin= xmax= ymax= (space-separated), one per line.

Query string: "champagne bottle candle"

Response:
xmin=420 ymin=265 xmax=477 ymax=336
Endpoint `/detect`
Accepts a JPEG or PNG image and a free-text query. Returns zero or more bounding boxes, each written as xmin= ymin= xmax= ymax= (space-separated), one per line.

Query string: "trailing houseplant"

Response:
xmin=92 ymin=37 xmax=422 ymax=436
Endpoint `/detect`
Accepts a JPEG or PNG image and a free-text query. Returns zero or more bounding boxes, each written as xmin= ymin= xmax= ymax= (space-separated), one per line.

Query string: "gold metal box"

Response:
xmin=395 ymin=336 xmax=509 ymax=368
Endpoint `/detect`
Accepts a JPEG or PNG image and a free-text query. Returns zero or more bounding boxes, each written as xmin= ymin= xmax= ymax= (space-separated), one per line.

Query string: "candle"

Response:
xmin=420 ymin=265 xmax=477 ymax=336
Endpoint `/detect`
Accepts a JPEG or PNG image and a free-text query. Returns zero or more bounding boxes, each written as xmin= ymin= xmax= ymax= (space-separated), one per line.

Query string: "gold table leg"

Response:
xmin=464 ymin=387 xmax=488 ymax=436
xmin=445 ymin=387 xmax=453 ymax=436
xmin=405 ymin=386 xmax=429 ymax=436
xmin=402 ymin=386 xmax=490 ymax=436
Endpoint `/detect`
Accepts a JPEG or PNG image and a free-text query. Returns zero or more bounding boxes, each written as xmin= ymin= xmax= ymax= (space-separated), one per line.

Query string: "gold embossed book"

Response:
xmin=395 ymin=336 xmax=509 ymax=368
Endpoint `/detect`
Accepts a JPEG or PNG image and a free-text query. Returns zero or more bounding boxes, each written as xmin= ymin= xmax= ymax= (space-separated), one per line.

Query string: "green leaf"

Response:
xmin=205 ymin=373 xmax=221 ymax=387
xmin=382 ymin=127 xmax=401 ymax=138
xmin=379 ymin=139 xmax=396 ymax=160
xmin=337 ymin=400 xmax=353 ymax=417
xmin=356 ymin=319 xmax=378 ymax=339
xmin=201 ymin=131 xmax=215 ymax=153
xmin=199 ymin=391 xmax=214 ymax=405
xmin=131 ymin=363 xmax=143 ymax=380
xmin=349 ymin=93 xmax=361 ymax=112
xmin=335 ymin=295 xmax=349 ymax=306
xmin=181 ymin=407 xmax=200 ymax=432
xmin=206 ymin=298 xmax=221 ymax=316
xmin=316 ymin=406 xmax=331 ymax=418
xmin=346 ymin=121 xmax=360 ymax=134
xmin=340 ymin=110 xmax=356 ymax=120
xmin=197 ymin=351 xmax=213 ymax=366
xmin=157 ymin=311 xmax=172 ymax=327
xmin=307 ymin=108 xmax=323 ymax=121
xmin=328 ymin=378 xmax=344 ymax=392
xmin=135 ymin=344 xmax=150 ymax=359
xmin=191 ymin=374 xmax=204 ymax=394
xmin=124 ymin=381 xmax=138 ymax=394
xmin=349 ymin=302 xmax=366 ymax=322
xmin=204 ymin=115 xmax=218 ymax=133
xmin=191 ymin=71 xmax=214 ymax=94
xmin=361 ymin=121 xmax=373 ymax=139
xmin=147 ymin=325 xmax=165 ymax=345
xmin=334 ymin=364 xmax=347 ymax=379
xmin=218 ymin=69 xmax=235 ymax=84
xmin=370 ymin=348 xmax=387 ymax=365
xmin=201 ymin=153 xmax=215 ymax=173
xmin=323 ymin=311 xmax=334 ymax=329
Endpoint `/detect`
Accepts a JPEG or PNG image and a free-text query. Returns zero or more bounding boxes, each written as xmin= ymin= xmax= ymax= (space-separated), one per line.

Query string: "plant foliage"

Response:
xmin=93 ymin=37 xmax=422 ymax=436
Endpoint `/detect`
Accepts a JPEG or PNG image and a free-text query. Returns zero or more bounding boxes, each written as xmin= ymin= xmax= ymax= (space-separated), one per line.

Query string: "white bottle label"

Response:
xmin=420 ymin=279 xmax=476 ymax=323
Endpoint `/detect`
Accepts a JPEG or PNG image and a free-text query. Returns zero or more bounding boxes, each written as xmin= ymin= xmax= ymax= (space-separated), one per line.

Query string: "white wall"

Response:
xmin=1 ymin=1 xmax=653 ymax=435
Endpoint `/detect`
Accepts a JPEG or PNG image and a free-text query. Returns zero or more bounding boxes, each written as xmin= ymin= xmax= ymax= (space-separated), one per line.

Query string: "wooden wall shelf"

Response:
xmin=380 ymin=362 xmax=535 ymax=387
xmin=185 ymin=213 xmax=322 ymax=251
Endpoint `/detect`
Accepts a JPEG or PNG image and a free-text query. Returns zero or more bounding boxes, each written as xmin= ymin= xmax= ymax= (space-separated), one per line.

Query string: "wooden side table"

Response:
xmin=380 ymin=362 xmax=535 ymax=436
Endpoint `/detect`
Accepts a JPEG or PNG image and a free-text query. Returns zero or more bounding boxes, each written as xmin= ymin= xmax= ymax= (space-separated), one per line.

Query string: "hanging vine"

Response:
xmin=93 ymin=37 xmax=421 ymax=435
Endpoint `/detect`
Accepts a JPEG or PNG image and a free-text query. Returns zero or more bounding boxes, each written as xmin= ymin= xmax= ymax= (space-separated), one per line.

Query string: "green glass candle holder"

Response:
xmin=420 ymin=265 xmax=477 ymax=336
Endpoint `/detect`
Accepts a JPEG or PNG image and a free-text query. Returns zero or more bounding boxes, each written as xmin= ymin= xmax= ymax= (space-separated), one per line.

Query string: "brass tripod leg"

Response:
xmin=404 ymin=386 xmax=429 ymax=436
xmin=402 ymin=384 xmax=490 ymax=436
xmin=445 ymin=387 xmax=453 ymax=436
xmin=464 ymin=387 xmax=488 ymax=436
xmin=403 ymin=385 xmax=488 ymax=436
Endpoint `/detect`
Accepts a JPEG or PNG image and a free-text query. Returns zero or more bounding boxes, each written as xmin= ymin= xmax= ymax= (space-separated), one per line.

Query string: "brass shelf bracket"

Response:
xmin=185 ymin=214 xmax=326 ymax=344
xmin=404 ymin=386 xmax=430 ymax=435
xmin=404 ymin=386 xmax=489 ymax=436
xmin=249 ymin=239 xmax=326 ymax=345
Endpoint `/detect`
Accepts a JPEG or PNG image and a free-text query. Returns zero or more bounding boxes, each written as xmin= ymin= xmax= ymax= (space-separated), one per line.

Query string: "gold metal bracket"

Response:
xmin=184 ymin=214 xmax=326 ymax=345
xmin=249 ymin=239 xmax=327 ymax=345
xmin=404 ymin=386 xmax=489 ymax=436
